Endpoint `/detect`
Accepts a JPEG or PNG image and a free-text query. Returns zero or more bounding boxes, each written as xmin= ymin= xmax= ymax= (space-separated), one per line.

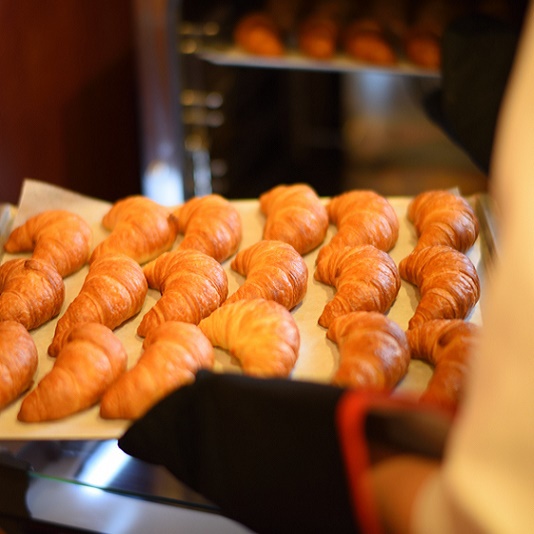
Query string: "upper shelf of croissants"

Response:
xmin=180 ymin=0 xmax=517 ymax=77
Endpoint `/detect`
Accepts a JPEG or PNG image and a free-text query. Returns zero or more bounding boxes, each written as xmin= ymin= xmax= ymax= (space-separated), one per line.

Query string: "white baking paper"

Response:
xmin=0 ymin=179 xmax=484 ymax=439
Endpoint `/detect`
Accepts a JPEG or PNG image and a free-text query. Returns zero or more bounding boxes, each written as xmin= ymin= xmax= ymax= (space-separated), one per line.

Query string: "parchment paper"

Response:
xmin=0 ymin=179 xmax=484 ymax=439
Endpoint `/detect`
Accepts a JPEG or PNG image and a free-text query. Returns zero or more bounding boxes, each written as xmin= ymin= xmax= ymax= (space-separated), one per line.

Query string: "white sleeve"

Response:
xmin=412 ymin=4 xmax=534 ymax=533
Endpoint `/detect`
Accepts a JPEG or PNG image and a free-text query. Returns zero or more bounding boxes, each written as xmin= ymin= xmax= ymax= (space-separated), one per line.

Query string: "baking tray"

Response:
xmin=0 ymin=179 xmax=485 ymax=439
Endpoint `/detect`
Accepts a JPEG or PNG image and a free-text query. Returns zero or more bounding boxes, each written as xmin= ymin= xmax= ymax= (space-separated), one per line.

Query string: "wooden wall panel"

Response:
xmin=0 ymin=0 xmax=141 ymax=204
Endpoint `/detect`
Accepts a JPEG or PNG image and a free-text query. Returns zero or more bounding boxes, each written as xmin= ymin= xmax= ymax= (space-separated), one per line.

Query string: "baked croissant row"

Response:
xmin=407 ymin=190 xmax=479 ymax=252
xmin=226 ymin=240 xmax=308 ymax=310
xmin=100 ymin=321 xmax=214 ymax=420
xmin=259 ymin=183 xmax=329 ymax=255
xmin=399 ymin=245 xmax=480 ymax=329
xmin=48 ymin=254 xmax=147 ymax=357
xmin=90 ymin=195 xmax=178 ymax=264
xmin=138 ymin=248 xmax=228 ymax=337
xmin=0 ymin=320 xmax=38 ymax=410
xmin=174 ymin=194 xmax=242 ymax=263
xmin=315 ymin=244 xmax=400 ymax=328
xmin=327 ymin=311 xmax=410 ymax=390
xmin=4 ymin=209 xmax=92 ymax=277
xmin=199 ymin=298 xmax=300 ymax=378
xmin=318 ymin=190 xmax=399 ymax=266
xmin=19 ymin=323 xmax=128 ymax=422
xmin=407 ymin=319 xmax=480 ymax=410
xmin=0 ymin=258 xmax=64 ymax=330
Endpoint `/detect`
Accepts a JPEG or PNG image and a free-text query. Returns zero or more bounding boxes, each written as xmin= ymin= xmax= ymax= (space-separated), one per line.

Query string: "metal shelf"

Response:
xmin=197 ymin=44 xmax=441 ymax=78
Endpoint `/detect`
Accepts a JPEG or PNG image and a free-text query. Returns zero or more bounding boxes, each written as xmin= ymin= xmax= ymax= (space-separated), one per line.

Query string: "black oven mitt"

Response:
xmin=118 ymin=370 xmax=356 ymax=534
xmin=119 ymin=370 xmax=451 ymax=534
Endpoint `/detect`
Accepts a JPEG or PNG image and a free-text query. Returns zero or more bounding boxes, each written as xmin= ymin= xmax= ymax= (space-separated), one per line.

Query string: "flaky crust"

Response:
xmin=48 ymin=255 xmax=147 ymax=357
xmin=226 ymin=240 xmax=308 ymax=310
xmin=0 ymin=321 xmax=38 ymax=410
xmin=315 ymin=244 xmax=400 ymax=328
xmin=407 ymin=190 xmax=479 ymax=252
xmin=138 ymin=248 xmax=228 ymax=337
xmin=90 ymin=195 xmax=178 ymax=264
xmin=199 ymin=298 xmax=300 ymax=377
xmin=100 ymin=321 xmax=214 ymax=420
xmin=317 ymin=190 xmax=399 ymax=265
xmin=399 ymin=245 xmax=480 ymax=329
xmin=407 ymin=319 xmax=480 ymax=409
xmin=0 ymin=258 xmax=65 ymax=330
xmin=18 ymin=323 xmax=127 ymax=422
xmin=174 ymin=194 xmax=242 ymax=263
xmin=4 ymin=210 xmax=92 ymax=277
xmin=259 ymin=183 xmax=329 ymax=255
xmin=327 ymin=311 xmax=410 ymax=390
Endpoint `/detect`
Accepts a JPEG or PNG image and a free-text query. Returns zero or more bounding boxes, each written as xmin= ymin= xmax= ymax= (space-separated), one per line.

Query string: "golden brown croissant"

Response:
xmin=0 ymin=258 xmax=64 ymax=330
xmin=18 ymin=322 xmax=127 ymax=422
xmin=407 ymin=319 xmax=480 ymax=409
xmin=4 ymin=210 xmax=92 ymax=277
xmin=327 ymin=311 xmax=410 ymax=391
xmin=234 ymin=12 xmax=284 ymax=56
xmin=259 ymin=184 xmax=329 ymax=255
xmin=318 ymin=190 xmax=399 ymax=267
xmin=404 ymin=0 xmax=464 ymax=69
xmin=48 ymin=254 xmax=147 ymax=357
xmin=344 ymin=18 xmax=397 ymax=65
xmin=174 ymin=194 xmax=242 ymax=263
xmin=407 ymin=190 xmax=480 ymax=252
xmin=298 ymin=15 xmax=339 ymax=60
xmin=100 ymin=321 xmax=214 ymax=420
xmin=399 ymin=245 xmax=480 ymax=329
xmin=137 ymin=248 xmax=228 ymax=337
xmin=315 ymin=244 xmax=400 ymax=328
xmin=90 ymin=195 xmax=178 ymax=264
xmin=199 ymin=298 xmax=300 ymax=377
xmin=225 ymin=240 xmax=308 ymax=310
xmin=0 ymin=320 xmax=38 ymax=410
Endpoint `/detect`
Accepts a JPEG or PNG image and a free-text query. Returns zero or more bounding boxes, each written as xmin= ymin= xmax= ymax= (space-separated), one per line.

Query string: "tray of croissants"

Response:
xmin=203 ymin=0 xmax=512 ymax=73
xmin=0 ymin=178 xmax=484 ymax=439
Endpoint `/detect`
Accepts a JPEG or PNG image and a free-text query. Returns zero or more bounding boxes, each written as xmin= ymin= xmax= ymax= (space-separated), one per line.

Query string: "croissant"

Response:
xmin=48 ymin=254 xmax=147 ymax=357
xmin=137 ymin=248 xmax=228 ymax=337
xmin=4 ymin=209 xmax=92 ymax=277
xmin=234 ymin=12 xmax=284 ymax=56
xmin=90 ymin=195 xmax=178 ymax=264
xmin=259 ymin=183 xmax=329 ymax=255
xmin=327 ymin=311 xmax=410 ymax=390
xmin=399 ymin=245 xmax=481 ymax=329
xmin=0 ymin=320 xmax=38 ymax=410
xmin=100 ymin=321 xmax=214 ymax=420
xmin=18 ymin=322 xmax=127 ymax=422
xmin=199 ymin=298 xmax=300 ymax=377
xmin=0 ymin=258 xmax=64 ymax=330
xmin=318 ymin=190 xmax=399 ymax=266
xmin=315 ymin=245 xmax=400 ymax=328
xmin=407 ymin=319 xmax=480 ymax=409
xmin=404 ymin=0 xmax=463 ymax=69
xmin=344 ymin=18 xmax=397 ymax=65
xmin=174 ymin=194 xmax=242 ymax=263
xmin=407 ymin=190 xmax=479 ymax=252
xmin=226 ymin=240 xmax=308 ymax=310
xmin=298 ymin=15 xmax=339 ymax=60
